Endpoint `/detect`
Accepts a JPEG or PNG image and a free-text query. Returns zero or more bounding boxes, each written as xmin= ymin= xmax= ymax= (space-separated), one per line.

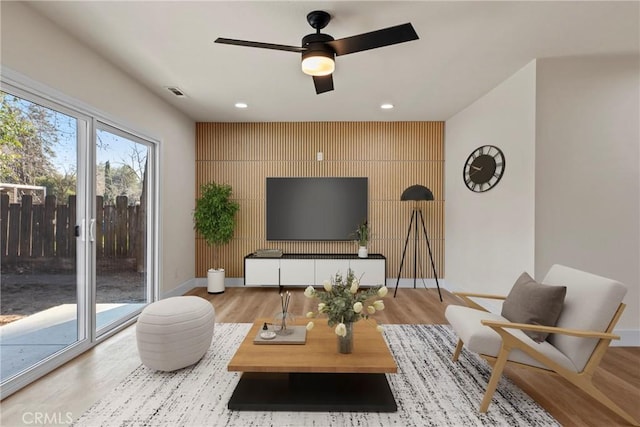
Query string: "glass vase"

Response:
xmin=273 ymin=311 xmax=295 ymax=335
xmin=337 ymin=322 xmax=354 ymax=354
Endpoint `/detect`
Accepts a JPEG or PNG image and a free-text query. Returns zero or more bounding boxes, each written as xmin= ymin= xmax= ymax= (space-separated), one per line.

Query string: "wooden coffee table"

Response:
xmin=227 ymin=318 xmax=398 ymax=412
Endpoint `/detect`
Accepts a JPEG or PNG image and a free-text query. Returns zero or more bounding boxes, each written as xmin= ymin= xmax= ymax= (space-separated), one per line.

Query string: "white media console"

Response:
xmin=244 ymin=253 xmax=386 ymax=287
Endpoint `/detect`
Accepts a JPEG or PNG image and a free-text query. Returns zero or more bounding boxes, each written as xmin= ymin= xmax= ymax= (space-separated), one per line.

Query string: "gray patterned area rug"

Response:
xmin=73 ymin=323 xmax=558 ymax=426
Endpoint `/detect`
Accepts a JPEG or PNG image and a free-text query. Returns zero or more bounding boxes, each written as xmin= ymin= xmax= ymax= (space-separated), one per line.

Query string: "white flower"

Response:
xmin=373 ymin=300 xmax=385 ymax=311
xmin=323 ymin=280 xmax=332 ymax=292
xmin=306 ymin=311 xmax=315 ymax=318
xmin=376 ymin=325 xmax=384 ymax=333
xmin=367 ymin=305 xmax=376 ymax=314
xmin=318 ymin=302 xmax=326 ymax=312
xmin=377 ymin=286 xmax=388 ymax=298
xmin=350 ymin=279 xmax=359 ymax=294
xmin=306 ymin=321 xmax=315 ymax=331
xmin=335 ymin=323 xmax=347 ymax=337
xmin=304 ymin=286 xmax=315 ymax=298
xmin=353 ymin=301 xmax=363 ymax=313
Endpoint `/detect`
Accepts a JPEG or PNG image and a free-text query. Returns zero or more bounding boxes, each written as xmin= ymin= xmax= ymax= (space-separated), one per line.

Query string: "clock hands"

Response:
xmin=469 ymin=165 xmax=482 ymax=176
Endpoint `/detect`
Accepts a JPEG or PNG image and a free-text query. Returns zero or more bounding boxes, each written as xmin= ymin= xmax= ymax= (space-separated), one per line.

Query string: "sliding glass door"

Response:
xmin=0 ymin=88 xmax=87 ymax=384
xmin=0 ymin=82 xmax=156 ymax=398
xmin=94 ymin=125 xmax=152 ymax=334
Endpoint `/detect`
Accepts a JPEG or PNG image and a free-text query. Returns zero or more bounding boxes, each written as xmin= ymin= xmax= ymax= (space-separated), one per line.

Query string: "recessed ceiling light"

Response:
xmin=235 ymin=102 xmax=248 ymax=109
xmin=380 ymin=103 xmax=394 ymax=110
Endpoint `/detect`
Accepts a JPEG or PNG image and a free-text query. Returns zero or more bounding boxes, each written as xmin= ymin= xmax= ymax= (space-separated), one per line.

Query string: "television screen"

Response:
xmin=266 ymin=177 xmax=368 ymax=241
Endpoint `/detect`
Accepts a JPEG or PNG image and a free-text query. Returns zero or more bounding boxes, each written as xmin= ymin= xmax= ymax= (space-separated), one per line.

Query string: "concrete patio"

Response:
xmin=0 ymin=303 xmax=144 ymax=381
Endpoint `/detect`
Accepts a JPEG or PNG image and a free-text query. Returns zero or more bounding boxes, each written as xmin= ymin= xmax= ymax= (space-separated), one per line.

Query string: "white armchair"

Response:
xmin=445 ymin=264 xmax=638 ymax=426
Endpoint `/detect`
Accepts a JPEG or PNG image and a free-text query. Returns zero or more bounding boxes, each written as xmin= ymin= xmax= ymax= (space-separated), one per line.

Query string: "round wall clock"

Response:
xmin=463 ymin=145 xmax=506 ymax=193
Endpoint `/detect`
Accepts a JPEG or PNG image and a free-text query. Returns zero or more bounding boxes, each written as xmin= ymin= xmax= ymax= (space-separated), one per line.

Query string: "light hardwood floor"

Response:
xmin=1 ymin=287 xmax=638 ymax=426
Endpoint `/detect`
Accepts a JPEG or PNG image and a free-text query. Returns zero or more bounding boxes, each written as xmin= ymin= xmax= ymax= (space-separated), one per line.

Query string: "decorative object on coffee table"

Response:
xmin=253 ymin=321 xmax=307 ymax=345
xmin=274 ymin=291 xmax=294 ymax=335
xmin=337 ymin=322 xmax=355 ymax=353
xmin=304 ymin=269 xmax=388 ymax=354
xmin=393 ymin=184 xmax=442 ymax=301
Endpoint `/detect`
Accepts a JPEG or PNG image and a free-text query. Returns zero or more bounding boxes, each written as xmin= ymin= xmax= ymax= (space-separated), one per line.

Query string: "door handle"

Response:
xmin=89 ymin=218 xmax=96 ymax=242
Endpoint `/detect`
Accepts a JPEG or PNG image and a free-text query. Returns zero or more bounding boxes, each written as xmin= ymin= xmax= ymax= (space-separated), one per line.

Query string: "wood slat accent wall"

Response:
xmin=195 ymin=122 xmax=445 ymax=280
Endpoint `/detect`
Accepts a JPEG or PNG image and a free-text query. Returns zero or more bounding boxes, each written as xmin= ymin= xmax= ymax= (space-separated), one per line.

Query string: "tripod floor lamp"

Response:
xmin=393 ymin=185 xmax=443 ymax=301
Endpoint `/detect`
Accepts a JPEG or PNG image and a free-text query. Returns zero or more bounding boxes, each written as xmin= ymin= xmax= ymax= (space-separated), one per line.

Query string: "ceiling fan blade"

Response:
xmin=327 ymin=23 xmax=418 ymax=56
xmin=313 ymin=75 xmax=334 ymax=94
xmin=215 ymin=38 xmax=305 ymax=53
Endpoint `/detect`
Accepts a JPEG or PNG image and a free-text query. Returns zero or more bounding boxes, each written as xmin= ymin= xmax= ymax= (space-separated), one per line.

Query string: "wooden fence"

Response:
xmin=0 ymin=194 xmax=143 ymax=265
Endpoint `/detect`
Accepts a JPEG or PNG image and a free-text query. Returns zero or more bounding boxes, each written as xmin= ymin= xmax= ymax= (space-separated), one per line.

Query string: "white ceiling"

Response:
xmin=26 ymin=1 xmax=639 ymax=122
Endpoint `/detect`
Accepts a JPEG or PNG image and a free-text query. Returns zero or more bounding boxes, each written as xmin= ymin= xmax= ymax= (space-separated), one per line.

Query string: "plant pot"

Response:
xmin=358 ymin=246 xmax=368 ymax=258
xmin=207 ymin=268 xmax=225 ymax=294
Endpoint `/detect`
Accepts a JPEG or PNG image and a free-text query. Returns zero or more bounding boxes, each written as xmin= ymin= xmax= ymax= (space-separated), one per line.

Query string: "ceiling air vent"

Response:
xmin=166 ymin=87 xmax=186 ymax=97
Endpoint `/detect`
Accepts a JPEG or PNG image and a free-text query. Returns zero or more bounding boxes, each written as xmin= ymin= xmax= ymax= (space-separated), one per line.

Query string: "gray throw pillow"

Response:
xmin=501 ymin=272 xmax=567 ymax=343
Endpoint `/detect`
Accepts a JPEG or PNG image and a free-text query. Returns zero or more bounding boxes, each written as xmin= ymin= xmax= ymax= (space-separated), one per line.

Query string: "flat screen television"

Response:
xmin=266 ymin=177 xmax=368 ymax=241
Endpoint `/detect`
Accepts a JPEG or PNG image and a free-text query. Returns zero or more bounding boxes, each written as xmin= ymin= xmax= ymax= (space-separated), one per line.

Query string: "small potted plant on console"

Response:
xmin=193 ymin=181 xmax=239 ymax=294
xmin=355 ymin=219 xmax=369 ymax=258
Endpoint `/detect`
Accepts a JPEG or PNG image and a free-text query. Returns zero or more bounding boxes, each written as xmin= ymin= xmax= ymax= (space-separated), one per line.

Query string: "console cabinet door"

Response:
xmin=350 ymin=259 xmax=386 ymax=287
xmin=280 ymin=259 xmax=315 ymax=286
xmin=315 ymin=259 xmax=351 ymax=286
xmin=245 ymin=259 xmax=280 ymax=286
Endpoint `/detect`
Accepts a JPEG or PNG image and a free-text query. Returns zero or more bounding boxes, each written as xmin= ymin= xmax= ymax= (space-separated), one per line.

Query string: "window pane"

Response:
xmin=0 ymin=91 xmax=80 ymax=382
xmin=95 ymin=128 xmax=149 ymax=332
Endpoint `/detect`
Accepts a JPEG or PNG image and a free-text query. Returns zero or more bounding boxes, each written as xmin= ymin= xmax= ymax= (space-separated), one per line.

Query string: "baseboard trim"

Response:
xmin=193 ymin=278 xmax=453 ymax=291
xmin=385 ymin=278 xmax=454 ymax=292
xmin=194 ymin=278 xmax=245 ymax=288
xmin=613 ymin=329 xmax=640 ymax=347
xmin=161 ymin=278 xmax=199 ymax=299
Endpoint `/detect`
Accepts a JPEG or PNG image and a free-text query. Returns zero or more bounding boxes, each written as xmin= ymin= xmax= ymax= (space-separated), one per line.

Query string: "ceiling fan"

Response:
xmin=215 ymin=10 xmax=419 ymax=95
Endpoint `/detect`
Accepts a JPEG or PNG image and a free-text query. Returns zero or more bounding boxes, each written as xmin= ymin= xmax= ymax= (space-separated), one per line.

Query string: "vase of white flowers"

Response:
xmin=304 ymin=269 xmax=388 ymax=354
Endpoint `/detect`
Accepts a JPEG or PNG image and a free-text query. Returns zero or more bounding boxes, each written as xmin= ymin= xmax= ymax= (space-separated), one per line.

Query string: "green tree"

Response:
xmin=0 ymin=92 xmax=58 ymax=186
xmin=36 ymin=169 xmax=77 ymax=201
xmin=104 ymin=160 xmax=115 ymax=204
xmin=113 ymin=164 xmax=141 ymax=199
xmin=193 ymin=182 xmax=239 ymax=247
xmin=1 ymin=93 xmax=33 ymax=181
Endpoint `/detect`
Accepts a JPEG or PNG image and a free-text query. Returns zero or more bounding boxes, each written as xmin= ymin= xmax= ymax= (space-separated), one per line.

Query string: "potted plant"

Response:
xmin=193 ymin=182 xmax=239 ymax=294
xmin=355 ymin=219 xmax=369 ymax=258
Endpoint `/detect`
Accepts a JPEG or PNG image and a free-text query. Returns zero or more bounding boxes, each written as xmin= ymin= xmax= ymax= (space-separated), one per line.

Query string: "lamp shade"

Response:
xmin=400 ymin=185 xmax=434 ymax=201
xmin=301 ymin=49 xmax=335 ymax=76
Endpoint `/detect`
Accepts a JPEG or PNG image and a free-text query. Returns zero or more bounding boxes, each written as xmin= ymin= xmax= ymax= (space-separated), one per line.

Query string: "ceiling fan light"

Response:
xmin=301 ymin=51 xmax=335 ymax=76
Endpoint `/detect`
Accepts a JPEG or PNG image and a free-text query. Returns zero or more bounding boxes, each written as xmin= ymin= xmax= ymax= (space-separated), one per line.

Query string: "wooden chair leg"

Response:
xmin=480 ymin=345 xmax=510 ymax=413
xmin=452 ymin=339 xmax=464 ymax=362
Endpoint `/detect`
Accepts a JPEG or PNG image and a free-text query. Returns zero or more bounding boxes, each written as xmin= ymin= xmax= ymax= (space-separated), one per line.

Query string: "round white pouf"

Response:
xmin=136 ymin=296 xmax=215 ymax=372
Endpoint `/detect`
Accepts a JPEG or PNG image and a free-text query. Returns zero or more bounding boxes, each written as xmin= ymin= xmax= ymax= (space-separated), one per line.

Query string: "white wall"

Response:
xmin=445 ymin=61 xmax=537 ymax=296
xmin=535 ymin=55 xmax=640 ymax=333
xmin=445 ymin=55 xmax=639 ymax=343
xmin=1 ymin=2 xmax=196 ymax=295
